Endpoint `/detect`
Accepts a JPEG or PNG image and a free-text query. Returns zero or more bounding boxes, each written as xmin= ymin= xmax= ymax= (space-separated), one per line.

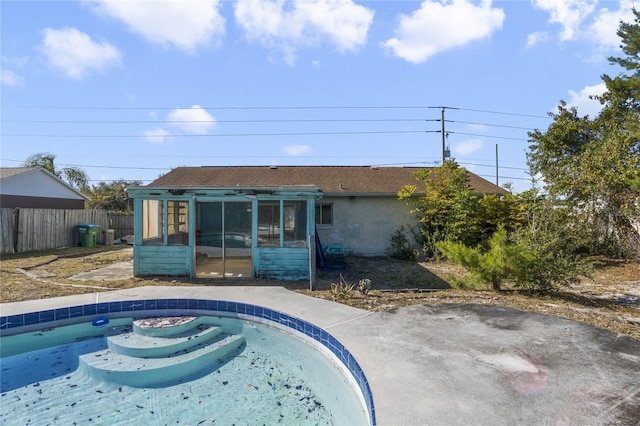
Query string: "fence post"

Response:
xmin=12 ymin=208 xmax=19 ymax=253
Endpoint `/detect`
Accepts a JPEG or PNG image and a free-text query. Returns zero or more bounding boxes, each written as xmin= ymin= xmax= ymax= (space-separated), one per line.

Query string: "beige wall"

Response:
xmin=316 ymin=195 xmax=417 ymax=256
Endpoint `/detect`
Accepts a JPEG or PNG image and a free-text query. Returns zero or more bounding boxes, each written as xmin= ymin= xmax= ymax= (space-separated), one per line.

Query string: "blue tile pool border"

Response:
xmin=0 ymin=298 xmax=376 ymax=425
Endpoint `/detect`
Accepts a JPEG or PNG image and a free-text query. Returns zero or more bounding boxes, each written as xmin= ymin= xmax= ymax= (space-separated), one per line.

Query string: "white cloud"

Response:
xmin=166 ymin=105 xmax=216 ymax=134
xmin=532 ymin=0 xmax=597 ymax=41
xmin=526 ymin=31 xmax=550 ymax=48
xmin=282 ymin=144 xmax=311 ymax=156
xmin=454 ymin=138 xmax=483 ymax=155
xmin=1 ymin=69 xmax=24 ymax=86
xmin=89 ymin=0 xmax=225 ymax=53
xmin=566 ymin=82 xmax=606 ymax=117
xmin=587 ymin=0 xmax=636 ymax=49
xmin=144 ymin=128 xmax=170 ymax=144
xmin=40 ymin=27 xmax=121 ymax=79
xmin=234 ymin=0 xmax=374 ymax=65
xmin=382 ymin=0 xmax=505 ymax=63
xmin=466 ymin=123 xmax=488 ymax=132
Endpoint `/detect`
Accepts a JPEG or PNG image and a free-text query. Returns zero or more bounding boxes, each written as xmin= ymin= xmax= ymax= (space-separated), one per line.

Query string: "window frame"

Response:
xmin=315 ymin=202 xmax=333 ymax=227
xmin=141 ymin=198 xmax=190 ymax=246
xmin=258 ymin=199 xmax=308 ymax=248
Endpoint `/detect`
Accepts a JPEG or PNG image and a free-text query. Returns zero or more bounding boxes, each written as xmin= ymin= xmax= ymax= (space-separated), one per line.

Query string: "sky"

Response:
xmin=1 ymin=0 xmax=637 ymax=193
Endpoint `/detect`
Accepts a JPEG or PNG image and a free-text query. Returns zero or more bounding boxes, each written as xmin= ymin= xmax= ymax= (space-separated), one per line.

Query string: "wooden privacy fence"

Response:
xmin=0 ymin=208 xmax=133 ymax=255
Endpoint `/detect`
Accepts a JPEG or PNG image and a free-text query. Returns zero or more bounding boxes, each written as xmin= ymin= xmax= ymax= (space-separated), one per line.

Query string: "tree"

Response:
xmin=398 ymin=160 xmax=525 ymax=258
xmin=436 ymin=227 xmax=532 ymax=291
xmin=527 ymin=10 xmax=640 ymax=258
xmin=399 ymin=160 xmax=482 ymax=258
xmin=22 ymin=152 xmax=89 ymax=191
xmin=602 ymin=8 xmax=640 ymax=111
xmin=85 ymin=180 xmax=142 ymax=214
xmin=512 ymin=188 xmax=593 ymax=293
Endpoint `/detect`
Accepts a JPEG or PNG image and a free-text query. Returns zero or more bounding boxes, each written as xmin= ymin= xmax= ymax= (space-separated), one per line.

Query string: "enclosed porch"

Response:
xmin=126 ymin=186 xmax=322 ymax=282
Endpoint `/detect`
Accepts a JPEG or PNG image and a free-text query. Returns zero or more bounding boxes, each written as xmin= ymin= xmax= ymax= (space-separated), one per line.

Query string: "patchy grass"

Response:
xmin=1 ymin=248 xmax=638 ymax=340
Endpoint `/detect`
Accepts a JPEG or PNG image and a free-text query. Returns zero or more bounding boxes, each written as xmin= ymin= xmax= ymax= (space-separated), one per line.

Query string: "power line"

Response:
xmin=5 ymin=105 xmax=432 ymax=111
xmin=457 ymin=161 xmax=529 ymax=171
xmin=4 ymin=104 xmax=553 ymax=119
xmin=457 ymin=107 xmax=550 ymax=119
xmin=449 ymin=131 xmax=529 ymax=142
xmin=2 ymin=130 xmax=435 ymax=138
xmin=2 ymin=118 xmax=429 ymax=124
xmin=452 ymin=120 xmax=538 ymax=131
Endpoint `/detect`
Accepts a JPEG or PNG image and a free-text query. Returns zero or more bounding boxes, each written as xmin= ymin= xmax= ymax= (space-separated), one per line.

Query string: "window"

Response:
xmin=142 ymin=199 xmax=189 ymax=246
xmin=315 ymin=202 xmax=333 ymax=226
xmin=258 ymin=201 xmax=280 ymax=246
xmin=283 ymin=201 xmax=307 ymax=247
xmin=258 ymin=200 xmax=307 ymax=248
xmin=167 ymin=201 xmax=189 ymax=245
xmin=142 ymin=200 xmax=163 ymax=245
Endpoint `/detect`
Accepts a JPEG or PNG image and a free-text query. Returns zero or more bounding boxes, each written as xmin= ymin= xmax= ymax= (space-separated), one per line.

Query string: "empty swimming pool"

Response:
xmin=0 ymin=299 xmax=375 ymax=425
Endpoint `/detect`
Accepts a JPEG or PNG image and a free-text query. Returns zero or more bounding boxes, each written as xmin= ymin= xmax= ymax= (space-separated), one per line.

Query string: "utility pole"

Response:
xmin=428 ymin=106 xmax=459 ymax=164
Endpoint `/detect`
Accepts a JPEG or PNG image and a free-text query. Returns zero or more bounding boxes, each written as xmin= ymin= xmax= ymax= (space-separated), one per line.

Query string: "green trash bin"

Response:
xmin=76 ymin=224 xmax=101 ymax=248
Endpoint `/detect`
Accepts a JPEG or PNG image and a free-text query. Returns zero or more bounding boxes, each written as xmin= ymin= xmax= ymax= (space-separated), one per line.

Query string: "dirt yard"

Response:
xmin=1 ymin=247 xmax=638 ymax=340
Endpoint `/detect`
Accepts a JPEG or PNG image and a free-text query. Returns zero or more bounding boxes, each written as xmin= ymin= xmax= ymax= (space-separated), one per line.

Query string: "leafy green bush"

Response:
xmin=388 ymin=225 xmax=418 ymax=260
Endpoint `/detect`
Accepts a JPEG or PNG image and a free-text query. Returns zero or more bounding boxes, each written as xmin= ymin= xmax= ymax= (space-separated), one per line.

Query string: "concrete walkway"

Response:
xmin=2 ymin=267 xmax=640 ymax=425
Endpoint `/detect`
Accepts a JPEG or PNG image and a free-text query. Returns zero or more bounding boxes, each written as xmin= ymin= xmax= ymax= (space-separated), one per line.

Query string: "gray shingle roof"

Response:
xmin=0 ymin=167 xmax=38 ymax=179
xmin=147 ymin=166 xmax=506 ymax=195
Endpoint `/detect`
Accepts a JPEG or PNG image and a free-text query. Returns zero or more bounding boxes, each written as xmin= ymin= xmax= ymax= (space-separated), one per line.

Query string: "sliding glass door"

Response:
xmin=196 ymin=201 xmax=252 ymax=278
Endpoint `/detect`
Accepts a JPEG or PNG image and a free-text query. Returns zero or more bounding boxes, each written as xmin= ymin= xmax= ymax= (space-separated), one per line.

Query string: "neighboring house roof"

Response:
xmin=0 ymin=167 xmax=90 ymax=201
xmin=0 ymin=167 xmax=36 ymax=179
xmin=146 ymin=166 xmax=506 ymax=196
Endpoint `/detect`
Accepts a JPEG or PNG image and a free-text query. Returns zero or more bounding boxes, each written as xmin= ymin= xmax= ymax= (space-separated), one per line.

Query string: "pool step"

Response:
xmin=79 ymin=316 xmax=245 ymax=388
xmin=108 ymin=323 xmax=223 ymax=358
xmin=133 ymin=316 xmax=219 ymax=337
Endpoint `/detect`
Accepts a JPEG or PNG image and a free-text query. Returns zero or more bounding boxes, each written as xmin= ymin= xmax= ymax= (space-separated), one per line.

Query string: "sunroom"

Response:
xmin=126 ymin=185 xmax=322 ymax=283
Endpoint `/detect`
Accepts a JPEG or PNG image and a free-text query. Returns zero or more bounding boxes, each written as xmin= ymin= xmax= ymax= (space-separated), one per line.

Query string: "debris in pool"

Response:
xmin=223 ymin=381 xmax=228 ymax=385
xmin=134 ymin=316 xmax=196 ymax=329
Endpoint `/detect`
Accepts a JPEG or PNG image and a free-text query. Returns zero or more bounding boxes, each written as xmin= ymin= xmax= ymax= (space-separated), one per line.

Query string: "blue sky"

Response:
xmin=1 ymin=0 xmax=636 ymax=193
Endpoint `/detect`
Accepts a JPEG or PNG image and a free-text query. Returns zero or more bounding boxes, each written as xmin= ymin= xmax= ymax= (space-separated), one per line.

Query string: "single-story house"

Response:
xmin=0 ymin=167 xmax=89 ymax=209
xmin=126 ymin=166 xmax=505 ymax=282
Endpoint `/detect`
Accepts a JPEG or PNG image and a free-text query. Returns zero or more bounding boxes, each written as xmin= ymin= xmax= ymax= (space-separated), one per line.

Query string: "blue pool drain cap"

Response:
xmin=92 ymin=317 xmax=109 ymax=327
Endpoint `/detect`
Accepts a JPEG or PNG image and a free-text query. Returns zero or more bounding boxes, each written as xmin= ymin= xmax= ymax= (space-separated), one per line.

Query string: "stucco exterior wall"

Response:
xmin=316 ymin=195 xmax=417 ymax=256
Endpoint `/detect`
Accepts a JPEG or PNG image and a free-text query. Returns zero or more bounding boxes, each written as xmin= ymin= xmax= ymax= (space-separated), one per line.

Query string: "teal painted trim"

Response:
xmin=193 ymin=195 xmax=255 ymax=202
xmin=188 ymin=197 xmax=196 ymax=278
xmin=251 ymin=199 xmax=259 ymax=278
xmin=279 ymin=200 xmax=284 ymax=247
xmin=162 ymin=200 xmax=168 ymax=246
xmin=133 ymin=198 xmax=143 ymax=276
xmin=307 ymin=198 xmax=316 ymax=240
